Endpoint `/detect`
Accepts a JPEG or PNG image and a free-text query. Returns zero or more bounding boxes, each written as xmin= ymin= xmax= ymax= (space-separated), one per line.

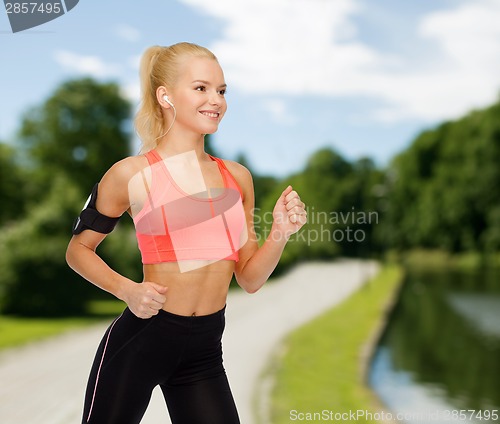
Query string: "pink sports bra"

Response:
xmin=134 ymin=150 xmax=245 ymax=264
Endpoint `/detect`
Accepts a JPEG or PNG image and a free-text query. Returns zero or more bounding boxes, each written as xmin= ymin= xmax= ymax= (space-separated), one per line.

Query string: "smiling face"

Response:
xmin=168 ymin=56 xmax=228 ymax=137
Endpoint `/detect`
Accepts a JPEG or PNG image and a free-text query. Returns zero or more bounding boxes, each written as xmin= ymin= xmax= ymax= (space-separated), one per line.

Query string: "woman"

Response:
xmin=66 ymin=42 xmax=307 ymax=424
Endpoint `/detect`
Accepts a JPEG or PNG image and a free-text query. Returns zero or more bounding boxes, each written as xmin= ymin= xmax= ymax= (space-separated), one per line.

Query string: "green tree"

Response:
xmin=0 ymin=176 xmax=92 ymax=316
xmin=234 ymin=152 xmax=278 ymax=210
xmin=0 ymin=78 xmax=142 ymax=316
xmin=0 ymin=143 xmax=27 ymax=226
xmin=256 ymin=147 xmax=383 ymax=274
xmin=18 ymin=77 xmax=131 ymax=194
xmin=381 ymin=100 xmax=500 ymax=253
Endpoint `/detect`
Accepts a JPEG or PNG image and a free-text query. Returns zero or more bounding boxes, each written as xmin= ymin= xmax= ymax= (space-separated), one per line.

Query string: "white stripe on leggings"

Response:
xmin=86 ymin=313 xmax=123 ymax=423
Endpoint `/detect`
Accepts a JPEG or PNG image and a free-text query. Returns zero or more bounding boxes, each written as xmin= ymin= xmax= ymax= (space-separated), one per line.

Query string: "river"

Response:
xmin=369 ymin=267 xmax=500 ymax=424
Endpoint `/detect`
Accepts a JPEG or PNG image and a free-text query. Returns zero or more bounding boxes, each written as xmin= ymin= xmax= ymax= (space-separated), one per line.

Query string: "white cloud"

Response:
xmin=182 ymin=0 xmax=376 ymax=95
xmin=373 ymin=0 xmax=500 ymax=122
xmin=114 ymin=24 xmax=142 ymax=42
xmin=128 ymin=54 xmax=142 ymax=70
xmin=121 ymin=81 xmax=140 ymax=103
xmin=179 ymin=0 xmax=500 ymax=123
xmin=420 ymin=0 xmax=500 ymax=70
xmin=261 ymin=99 xmax=296 ymax=125
xmin=53 ymin=50 xmax=121 ymax=78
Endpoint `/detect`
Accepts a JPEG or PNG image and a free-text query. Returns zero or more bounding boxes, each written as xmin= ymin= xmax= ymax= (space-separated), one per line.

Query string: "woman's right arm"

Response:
xmin=65 ymin=158 xmax=167 ymax=318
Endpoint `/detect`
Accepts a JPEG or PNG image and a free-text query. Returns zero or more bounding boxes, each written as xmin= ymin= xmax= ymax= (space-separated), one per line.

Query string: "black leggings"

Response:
xmin=82 ymin=306 xmax=240 ymax=424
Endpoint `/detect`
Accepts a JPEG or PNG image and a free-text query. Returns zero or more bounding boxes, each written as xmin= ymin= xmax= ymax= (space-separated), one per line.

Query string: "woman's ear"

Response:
xmin=156 ymin=86 xmax=172 ymax=109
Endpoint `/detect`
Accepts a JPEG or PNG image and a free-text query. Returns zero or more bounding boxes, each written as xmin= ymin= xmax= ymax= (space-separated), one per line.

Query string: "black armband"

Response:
xmin=72 ymin=183 xmax=121 ymax=235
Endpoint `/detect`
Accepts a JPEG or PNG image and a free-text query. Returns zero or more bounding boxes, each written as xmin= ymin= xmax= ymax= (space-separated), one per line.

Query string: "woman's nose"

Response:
xmin=208 ymin=91 xmax=222 ymax=107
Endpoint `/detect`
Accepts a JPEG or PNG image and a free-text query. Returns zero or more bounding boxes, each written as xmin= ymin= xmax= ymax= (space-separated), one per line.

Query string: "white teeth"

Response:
xmin=201 ymin=112 xmax=219 ymax=118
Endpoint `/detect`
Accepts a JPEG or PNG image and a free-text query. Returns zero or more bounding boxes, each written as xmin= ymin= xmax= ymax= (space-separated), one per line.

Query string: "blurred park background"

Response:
xmin=1 ymin=1 xmax=500 ymax=422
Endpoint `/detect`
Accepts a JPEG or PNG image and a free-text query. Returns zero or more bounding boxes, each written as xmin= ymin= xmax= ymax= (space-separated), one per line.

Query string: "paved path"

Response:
xmin=0 ymin=260 xmax=378 ymax=424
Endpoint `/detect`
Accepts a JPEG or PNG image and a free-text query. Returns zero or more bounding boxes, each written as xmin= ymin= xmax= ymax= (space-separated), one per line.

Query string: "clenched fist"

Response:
xmin=272 ymin=185 xmax=307 ymax=240
xmin=123 ymin=281 xmax=167 ymax=319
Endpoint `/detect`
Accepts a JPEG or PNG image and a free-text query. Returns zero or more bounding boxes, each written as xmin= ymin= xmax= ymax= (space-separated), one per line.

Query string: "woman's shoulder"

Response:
xmin=219 ymin=158 xmax=253 ymax=183
xmin=96 ymin=153 xmax=151 ymax=215
xmin=101 ymin=153 xmax=150 ymax=185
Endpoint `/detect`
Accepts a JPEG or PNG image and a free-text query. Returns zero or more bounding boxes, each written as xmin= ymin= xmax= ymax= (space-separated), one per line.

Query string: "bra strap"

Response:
xmin=145 ymin=149 xmax=162 ymax=165
xmin=209 ymin=155 xmax=244 ymax=201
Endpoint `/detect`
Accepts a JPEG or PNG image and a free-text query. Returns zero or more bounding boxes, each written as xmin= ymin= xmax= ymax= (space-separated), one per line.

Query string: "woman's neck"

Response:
xmin=156 ymin=131 xmax=208 ymax=160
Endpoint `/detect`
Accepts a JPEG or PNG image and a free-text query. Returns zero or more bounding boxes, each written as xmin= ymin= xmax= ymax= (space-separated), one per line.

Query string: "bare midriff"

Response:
xmin=143 ymin=260 xmax=235 ymax=317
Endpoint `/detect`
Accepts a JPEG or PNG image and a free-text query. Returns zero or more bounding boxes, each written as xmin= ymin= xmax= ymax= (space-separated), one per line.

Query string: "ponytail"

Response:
xmin=135 ymin=46 xmax=165 ymax=154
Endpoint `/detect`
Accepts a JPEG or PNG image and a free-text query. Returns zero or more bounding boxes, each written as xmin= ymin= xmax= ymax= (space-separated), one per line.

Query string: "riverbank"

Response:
xmin=390 ymin=249 xmax=500 ymax=271
xmin=262 ymin=264 xmax=403 ymax=424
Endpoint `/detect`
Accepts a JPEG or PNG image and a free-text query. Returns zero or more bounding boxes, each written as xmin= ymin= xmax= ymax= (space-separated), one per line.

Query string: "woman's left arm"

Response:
xmin=231 ymin=163 xmax=307 ymax=293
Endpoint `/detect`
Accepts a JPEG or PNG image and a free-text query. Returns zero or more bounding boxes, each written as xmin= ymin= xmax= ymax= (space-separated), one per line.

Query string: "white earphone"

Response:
xmin=155 ymin=95 xmax=177 ymax=141
xmin=163 ymin=95 xmax=174 ymax=108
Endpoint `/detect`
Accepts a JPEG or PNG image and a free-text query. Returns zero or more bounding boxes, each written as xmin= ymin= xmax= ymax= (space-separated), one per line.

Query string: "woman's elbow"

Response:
xmin=235 ymin=274 xmax=261 ymax=294
xmin=66 ymin=237 xmax=88 ymax=271
xmin=244 ymin=285 xmax=260 ymax=294
xmin=65 ymin=240 xmax=77 ymax=270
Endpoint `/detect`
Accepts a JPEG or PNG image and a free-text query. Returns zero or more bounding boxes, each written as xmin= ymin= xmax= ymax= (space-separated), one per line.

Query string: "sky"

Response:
xmin=1 ymin=0 xmax=500 ymax=177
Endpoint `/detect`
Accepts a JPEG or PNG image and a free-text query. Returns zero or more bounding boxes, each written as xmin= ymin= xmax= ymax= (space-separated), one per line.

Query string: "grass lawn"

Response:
xmin=266 ymin=264 xmax=403 ymax=424
xmin=0 ymin=299 xmax=126 ymax=350
xmin=0 ymin=284 xmax=241 ymax=352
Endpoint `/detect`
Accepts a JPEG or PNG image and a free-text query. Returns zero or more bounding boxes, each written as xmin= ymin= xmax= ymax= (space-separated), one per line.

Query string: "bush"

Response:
xmin=0 ymin=176 xmax=93 ymax=316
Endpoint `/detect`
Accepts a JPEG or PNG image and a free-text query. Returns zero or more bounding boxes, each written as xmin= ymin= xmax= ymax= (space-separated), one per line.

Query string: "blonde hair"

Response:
xmin=135 ymin=42 xmax=218 ymax=153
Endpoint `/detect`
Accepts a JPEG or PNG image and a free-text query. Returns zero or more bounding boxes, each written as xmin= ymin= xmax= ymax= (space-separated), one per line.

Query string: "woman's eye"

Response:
xmin=195 ymin=86 xmax=206 ymax=92
xmin=219 ymin=89 xmax=226 ymax=96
